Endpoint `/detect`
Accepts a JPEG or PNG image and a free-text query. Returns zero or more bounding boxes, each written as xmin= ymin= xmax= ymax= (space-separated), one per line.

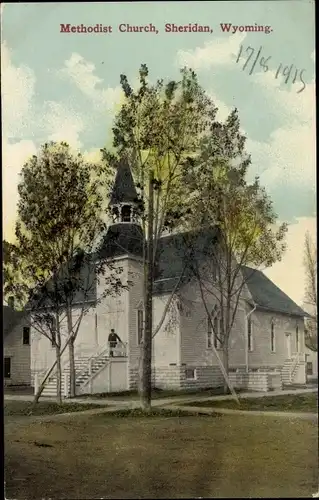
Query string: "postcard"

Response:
xmin=2 ymin=1 xmax=317 ymax=499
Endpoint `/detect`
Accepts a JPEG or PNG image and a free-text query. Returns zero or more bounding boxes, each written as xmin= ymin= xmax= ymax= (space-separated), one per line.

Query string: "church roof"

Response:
xmin=110 ymin=158 xmax=139 ymax=205
xmin=241 ymin=266 xmax=307 ymax=318
xmin=98 ymin=226 xmax=306 ymax=318
xmin=153 ymin=228 xmax=218 ymax=294
xmin=98 ymin=223 xmax=144 ymax=259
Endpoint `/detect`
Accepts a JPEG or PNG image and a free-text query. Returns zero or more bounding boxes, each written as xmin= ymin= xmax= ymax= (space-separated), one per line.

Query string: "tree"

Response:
xmin=303 ymin=231 xmax=317 ymax=350
xmin=180 ymin=110 xmax=288 ymax=392
xmin=3 ymin=240 xmax=18 ymax=300
xmin=5 ymin=141 xmax=127 ymax=401
xmin=102 ymin=65 xmax=218 ymax=410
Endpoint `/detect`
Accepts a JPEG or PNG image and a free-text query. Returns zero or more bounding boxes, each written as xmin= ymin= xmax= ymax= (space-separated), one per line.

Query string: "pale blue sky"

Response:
xmin=2 ymin=1 xmax=316 ymax=303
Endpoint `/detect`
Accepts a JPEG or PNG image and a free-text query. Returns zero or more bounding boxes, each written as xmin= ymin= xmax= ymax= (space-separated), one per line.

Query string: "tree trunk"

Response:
xmin=222 ymin=346 xmax=229 ymax=395
xmin=140 ymin=170 xmax=154 ymax=411
xmin=66 ymin=306 xmax=76 ymax=398
xmin=56 ymin=345 xmax=62 ymax=404
xmin=33 ymin=361 xmax=57 ymax=405
xmin=32 ymin=329 xmax=73 ymax=405
xmin=68 ymin=339 xmax=76 ymax=398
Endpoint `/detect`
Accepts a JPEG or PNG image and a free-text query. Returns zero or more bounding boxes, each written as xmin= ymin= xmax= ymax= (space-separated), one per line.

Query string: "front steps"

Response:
xmin=37 ymin=344 xmax=128 ymax=397
xmin=41 ymin=354 xmax=110 ymax=397
xmin=281 ymin=353 xmax=306 ymax=386
xmin=41 ymin=355 xmax=96 ymax=397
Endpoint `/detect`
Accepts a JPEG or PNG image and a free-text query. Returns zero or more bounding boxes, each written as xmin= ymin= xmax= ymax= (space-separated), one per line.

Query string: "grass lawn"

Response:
xmin=5 ymin=410 xmax=318 ymax=499
xmin=4 ymin=400 xmax=106 ymax=417
xmin=185 ymin=392 xmax=318 ymax=412
xmin=76 ymin=385 xmax=236 ymax=400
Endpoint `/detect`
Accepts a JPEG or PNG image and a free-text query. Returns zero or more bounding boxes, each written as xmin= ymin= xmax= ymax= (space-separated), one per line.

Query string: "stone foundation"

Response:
xmin=129 ymin=365 xmax=224 ymax=391
xmin=229 ymin=371 xmax=283 ymax=392
xmin=129 ymin=365 xmax=284 ymax=392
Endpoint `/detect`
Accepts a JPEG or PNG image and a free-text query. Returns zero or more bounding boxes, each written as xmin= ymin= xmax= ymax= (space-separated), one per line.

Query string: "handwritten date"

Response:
xmin=236 ymin=45 xmax=306 ymax=94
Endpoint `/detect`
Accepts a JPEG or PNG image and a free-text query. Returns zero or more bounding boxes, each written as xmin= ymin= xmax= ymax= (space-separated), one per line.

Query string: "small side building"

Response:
xmin=3 ymin=298 xmax=31 ymax=387
xmin=305 ymin=344 xmax=318 ymax=382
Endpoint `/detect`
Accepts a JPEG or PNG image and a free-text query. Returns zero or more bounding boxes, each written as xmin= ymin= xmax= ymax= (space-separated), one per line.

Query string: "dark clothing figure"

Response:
xmin=108 ymin=330 xmax=121 ymax=356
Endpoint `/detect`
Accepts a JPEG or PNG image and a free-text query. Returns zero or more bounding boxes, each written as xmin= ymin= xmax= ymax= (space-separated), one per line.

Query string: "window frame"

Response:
xmin=23 ymin=326 xmax=30 ymax=346
xmin=306 ymin=361 xmax=313 ymax=375
xmin=214 ymin=310 xmax=223 ymax=350
xmin=207 ymin=308 xmax=222 ymax=350
xmin=137 ymin=308 xmax=144 ymax=345
xmin=121 ymin=205 xmax=132 ymax=223
xmin=207 ymin=317 xmax=213 ymax=349
xmin=185 ymin=368 xmax=196 ymax=380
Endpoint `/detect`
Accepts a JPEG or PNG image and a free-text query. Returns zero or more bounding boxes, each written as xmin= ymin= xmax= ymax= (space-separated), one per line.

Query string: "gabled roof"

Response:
xmin=153 ymin=228 xmax=219 ymax=294
xmin=242 ymin=266 xmax=307 ymax=318
xmin=150 ymin=230 xmax=307 ymax=319
xmin=110 ymin=158 xmax=139 ymax=205
xmin=3 ymin=305 xmax=26 ymax=338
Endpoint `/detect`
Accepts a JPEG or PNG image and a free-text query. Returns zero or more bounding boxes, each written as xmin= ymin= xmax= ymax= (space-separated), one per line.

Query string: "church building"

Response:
xmin=30 ymin=159 xmax=308 ymax=396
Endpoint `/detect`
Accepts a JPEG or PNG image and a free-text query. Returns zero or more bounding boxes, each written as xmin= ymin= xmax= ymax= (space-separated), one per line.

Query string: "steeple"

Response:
xmin=98 ymin=158 xmax=144 ymax=260
xmin=109 ymin=158 xmax=140 ymax=224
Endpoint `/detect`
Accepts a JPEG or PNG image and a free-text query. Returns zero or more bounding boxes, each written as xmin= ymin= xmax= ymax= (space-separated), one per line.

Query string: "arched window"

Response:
xmin=207 ymin=306 xmax=222 ymax=349
xmin=51 ymin=316 xmax=57 ymax=347
xmin=136 ymin=301 xmax=144 ymax=345
xmin=121 ymin=205 xmax=132 ymax=222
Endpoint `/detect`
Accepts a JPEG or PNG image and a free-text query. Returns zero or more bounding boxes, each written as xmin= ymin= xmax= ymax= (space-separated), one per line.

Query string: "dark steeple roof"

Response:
xmin=110 ymin=158 xmax=139 ymax=205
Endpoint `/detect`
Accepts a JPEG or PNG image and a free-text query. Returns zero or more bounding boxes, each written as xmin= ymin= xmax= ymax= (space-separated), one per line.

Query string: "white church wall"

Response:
xmin=96 ymin=257 xmax=130 ymax=348
xmin=247 ymin=308 xmax=305 ymax=368
xmin=152 ymin=293 xmax=180 ymax=367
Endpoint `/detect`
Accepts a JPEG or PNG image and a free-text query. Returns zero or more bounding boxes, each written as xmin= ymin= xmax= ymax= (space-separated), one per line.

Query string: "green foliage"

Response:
xmin=102 ymin=65 xmax=218 ymax=237
xmin=178 ymin=109 xmax=287 ymax=364
xmin=101 ymin=407 xmax=214 ymax=418
xmin=3 ymin=240 xmax=19 ymax=300
xmin=184 ymin=393 xmax=318 ymax=413
xmin=303 ymin=231 xmax=317 ymax=350
xmin=100 ymin=65 xmax=288 ymax=379
xmin=4 ymin=141 xmax=126 ymax=329
xmin=4 ymin=400 xmax=104 ymax=417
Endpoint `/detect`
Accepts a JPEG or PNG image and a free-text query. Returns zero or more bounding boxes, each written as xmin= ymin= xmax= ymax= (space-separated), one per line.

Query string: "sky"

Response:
xmin=1 ymin=1 xmax=316 ymax=306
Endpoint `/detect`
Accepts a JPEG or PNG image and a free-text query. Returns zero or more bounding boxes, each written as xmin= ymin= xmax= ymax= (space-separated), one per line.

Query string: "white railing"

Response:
xmin=75 ymin=342 xmax=128 ymax=384
xmin=34 ymin=341 xmax=128 ymax=394
xmin=81 ymin=342 xmax=128 ymax=392
xmin=289 ymin=352 xmax=301 ymax=383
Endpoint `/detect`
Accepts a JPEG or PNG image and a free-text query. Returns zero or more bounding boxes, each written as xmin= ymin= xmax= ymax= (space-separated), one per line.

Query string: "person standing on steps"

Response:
xmin=108 ymin=328 xmax=122 ymax=357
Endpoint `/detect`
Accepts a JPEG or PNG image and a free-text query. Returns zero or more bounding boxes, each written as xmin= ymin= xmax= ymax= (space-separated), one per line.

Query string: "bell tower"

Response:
xmin=109 ymin=158 xmax=140 ymax=225
xmin=98 ymin=157 xmax=144 ymax=259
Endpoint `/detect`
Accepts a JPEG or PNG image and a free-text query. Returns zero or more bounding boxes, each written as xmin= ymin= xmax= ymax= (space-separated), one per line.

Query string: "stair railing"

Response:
xmin=74 ymin=346 xmax=109 ymax=383
xmin=74 ymin=342 xmax=126 ymax=382
xmin=79 ymin=342 xmax=128 ymax=391
xmin=289 ymin=352 xmax=300 ymax=383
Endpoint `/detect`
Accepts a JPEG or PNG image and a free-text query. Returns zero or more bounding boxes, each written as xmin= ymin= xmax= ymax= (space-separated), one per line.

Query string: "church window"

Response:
xmin=122 ymin=205 xmax=131 ymax=222
xmin=137 ymin=309 xmax=144 ymax=344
